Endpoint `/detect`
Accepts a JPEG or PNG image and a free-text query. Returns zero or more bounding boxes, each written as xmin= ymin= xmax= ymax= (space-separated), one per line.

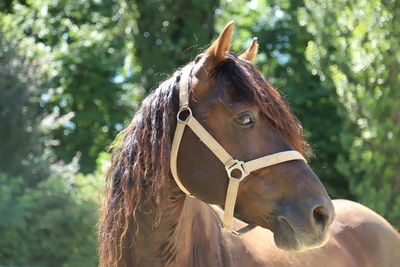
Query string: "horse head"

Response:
xmin=173 ymin=21 xmax=335 ymax=252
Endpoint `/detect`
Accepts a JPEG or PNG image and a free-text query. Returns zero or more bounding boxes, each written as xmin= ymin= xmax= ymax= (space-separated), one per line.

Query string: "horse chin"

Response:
xmin=272 ymin=219 xmax=330 ymax=253
xmin=273 ymin=222 xmax=306 ymax=252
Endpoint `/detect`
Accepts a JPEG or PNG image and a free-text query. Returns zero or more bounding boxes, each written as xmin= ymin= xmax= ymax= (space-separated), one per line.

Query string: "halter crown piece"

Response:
xmin=170 ymin=65 xmax=306 ymax=235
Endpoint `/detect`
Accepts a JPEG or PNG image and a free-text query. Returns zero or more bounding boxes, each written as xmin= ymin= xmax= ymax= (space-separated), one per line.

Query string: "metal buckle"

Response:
xmin=225 ymin=225 xmax=256 ymax=236
xmin=225 ymin=159 xmax=248 ymax=181
xmin=177 ymin=106 xmax=192 ymax=123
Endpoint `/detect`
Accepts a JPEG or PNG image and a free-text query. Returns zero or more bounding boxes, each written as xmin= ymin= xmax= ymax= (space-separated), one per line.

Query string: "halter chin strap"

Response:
xmin=170 ymin=65 xmax=306 ymax=235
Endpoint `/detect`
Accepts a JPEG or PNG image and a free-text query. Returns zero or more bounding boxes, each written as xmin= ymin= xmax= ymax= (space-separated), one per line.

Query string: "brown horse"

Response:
xmin=98 ymin=22 xmax=400 ymax=267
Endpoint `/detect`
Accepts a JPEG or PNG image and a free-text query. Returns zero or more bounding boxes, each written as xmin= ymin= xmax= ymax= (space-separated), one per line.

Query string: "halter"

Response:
xmin=170 ymin=65 xmax=306 ymax=235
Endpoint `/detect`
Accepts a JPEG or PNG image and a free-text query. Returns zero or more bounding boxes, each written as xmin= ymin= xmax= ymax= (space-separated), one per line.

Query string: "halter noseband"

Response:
xmin=170 ymin=65 xmax=306 ymax=235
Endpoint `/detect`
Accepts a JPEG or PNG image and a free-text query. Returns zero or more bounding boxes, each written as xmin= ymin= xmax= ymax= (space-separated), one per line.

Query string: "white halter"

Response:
xmin=170 ymin=65 xmax=306 ymax=235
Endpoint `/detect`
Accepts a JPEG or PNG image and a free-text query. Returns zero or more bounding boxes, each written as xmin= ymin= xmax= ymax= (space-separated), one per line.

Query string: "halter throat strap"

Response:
xmin=170 ymin=65 xmax=306 ymax=235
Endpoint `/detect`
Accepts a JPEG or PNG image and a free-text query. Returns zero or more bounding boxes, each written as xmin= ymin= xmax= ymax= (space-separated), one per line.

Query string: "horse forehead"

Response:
xmin=191 ymin=58 xmax=245 ymax=98
xmin=194 ymin=91 xmax=253 ymax=117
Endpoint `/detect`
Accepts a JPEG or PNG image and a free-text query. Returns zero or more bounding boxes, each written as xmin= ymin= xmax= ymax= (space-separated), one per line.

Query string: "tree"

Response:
xmin=0 ymin=21 xmax=50 ymax=185
xmin=0 ymin=171 xmax=100 ymax=266
xmin=0 ymin=0 xmax=26 ymax=13
xmin=128 ymin=0 xmax=220 ymax=91
xmin=301 ymin=0 xmax=400 ymax=227
xmin=1 ymin=0 xmax=136 ymax=173
xmin=2 ymin=0 xmax=221 ymax=173
xmin=0 ymin=17 xmax=101 ymax=265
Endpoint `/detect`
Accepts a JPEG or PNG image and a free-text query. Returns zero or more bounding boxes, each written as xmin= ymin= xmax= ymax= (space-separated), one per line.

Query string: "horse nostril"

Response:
xmin=313 ymin=206 xmax=327 ymax=228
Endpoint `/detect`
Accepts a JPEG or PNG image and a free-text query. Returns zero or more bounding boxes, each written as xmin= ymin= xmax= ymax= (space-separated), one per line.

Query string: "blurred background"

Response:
xmin=0 ymin=0 xmax=399 ymax=265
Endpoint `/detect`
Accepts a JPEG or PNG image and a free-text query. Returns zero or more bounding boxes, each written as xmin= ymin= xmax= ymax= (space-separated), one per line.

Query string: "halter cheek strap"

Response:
xmin=170 ymin=65 xmax=306 ymax=235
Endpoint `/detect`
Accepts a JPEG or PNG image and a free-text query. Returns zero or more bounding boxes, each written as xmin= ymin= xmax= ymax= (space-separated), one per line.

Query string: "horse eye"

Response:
xmin=234 ymin=113 xmax=255 ymax=127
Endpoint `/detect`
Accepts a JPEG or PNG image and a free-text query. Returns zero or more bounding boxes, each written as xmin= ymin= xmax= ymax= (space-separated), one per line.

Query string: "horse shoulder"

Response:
xmin=331 ymin=199 xmax=400 ymax=267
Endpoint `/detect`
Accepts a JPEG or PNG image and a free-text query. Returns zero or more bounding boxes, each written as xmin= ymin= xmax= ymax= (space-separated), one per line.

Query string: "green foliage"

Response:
xmin=301 ymin=0 xmax=400 ymax=227
xmin=128 ymin=0 xmax=220 ymax=90
xmin=217 ymin=0 xmax=352 ymax=198
xmin=0 ymin=171 xmax=101 ymax=266
xmin=1 ymin=0 xmax=138 ymax=173
xmin=0 ymin=0 xmax=26 ymax=13
xmin=0 ymin=20 xmax=51 ymax=185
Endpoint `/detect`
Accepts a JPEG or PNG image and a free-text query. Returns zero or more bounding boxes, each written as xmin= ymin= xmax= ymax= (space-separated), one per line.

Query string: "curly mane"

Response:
xmin=98 ymin=71 xmax=180 ymax=266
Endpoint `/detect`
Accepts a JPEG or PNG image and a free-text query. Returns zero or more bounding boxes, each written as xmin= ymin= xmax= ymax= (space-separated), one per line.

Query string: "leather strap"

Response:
xmin=179 ymin=65 xmax=191 ymax=108
xmin=223 ymin=178 xmax=240 ymax=231
xmin=244 ymin=151 xmax=304 ymax=174
xmin=170 ymin=120 xmax=192 ymax=195
xmin=187 ymin=117 xmax=234 ymax=166
xmin=170 ymin=66 xmax=306 ymax=234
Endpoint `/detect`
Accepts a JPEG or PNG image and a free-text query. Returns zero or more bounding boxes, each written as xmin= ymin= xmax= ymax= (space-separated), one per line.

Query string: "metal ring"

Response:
xmin=225 ymin=160 xmax=248 ymax=181
xmin=177 ymin=107 xmax=192 ymax=123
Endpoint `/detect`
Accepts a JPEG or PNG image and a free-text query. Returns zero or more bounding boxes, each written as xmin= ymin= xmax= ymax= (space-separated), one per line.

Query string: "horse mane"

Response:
xmin=98 ymin=71 xmax=180 ymax=266
xmin=98 ymin=54 xmax=308 ymax=266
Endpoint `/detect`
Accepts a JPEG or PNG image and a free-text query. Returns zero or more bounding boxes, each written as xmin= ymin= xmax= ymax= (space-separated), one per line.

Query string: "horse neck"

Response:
xmin=128 ymin=190 xmax=233 ymax=267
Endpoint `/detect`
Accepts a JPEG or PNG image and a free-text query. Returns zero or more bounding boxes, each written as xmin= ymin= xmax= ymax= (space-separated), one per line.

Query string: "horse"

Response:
xmin=98 ymin=22 xmax=400 ymax=267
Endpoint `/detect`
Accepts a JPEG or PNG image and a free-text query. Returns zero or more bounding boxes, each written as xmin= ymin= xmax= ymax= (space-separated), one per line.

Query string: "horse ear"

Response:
xmin=203 ymin=21 xmax=235 ymax=71
xmin=239 ymin=37 xmax=258 ymax=62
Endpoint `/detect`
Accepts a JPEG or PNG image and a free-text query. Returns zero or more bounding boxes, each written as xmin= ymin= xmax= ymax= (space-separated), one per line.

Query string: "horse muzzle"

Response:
xmin=272 ymin=201 xmax=335 ymax=252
